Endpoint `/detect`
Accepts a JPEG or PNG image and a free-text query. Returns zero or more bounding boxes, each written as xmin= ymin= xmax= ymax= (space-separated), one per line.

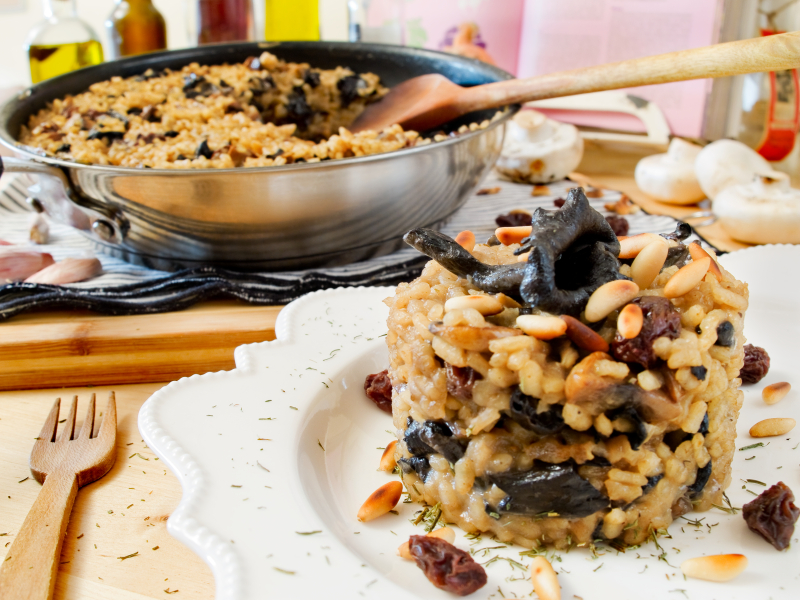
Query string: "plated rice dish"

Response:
xmin=384 ymin=188 xmax=748 ymax=550
xmin=18 ymin=51 xmax=494 ymax=170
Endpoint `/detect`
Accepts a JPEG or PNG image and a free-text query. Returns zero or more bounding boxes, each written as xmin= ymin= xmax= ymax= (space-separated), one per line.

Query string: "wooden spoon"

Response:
xmin=352 ymin=31 xmax=800 ymax=133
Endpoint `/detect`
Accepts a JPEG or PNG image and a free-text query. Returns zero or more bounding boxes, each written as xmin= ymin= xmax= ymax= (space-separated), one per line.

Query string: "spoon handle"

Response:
xmin=456 ymin=31 xmax=800 ymax=113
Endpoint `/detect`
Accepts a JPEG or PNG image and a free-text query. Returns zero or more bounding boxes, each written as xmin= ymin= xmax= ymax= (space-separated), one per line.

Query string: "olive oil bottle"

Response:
xmin=106 ymin=0 xmax=167 ymax=59
xmin=26 ymin=0 xmax=104 ymax=84
xmin=264 ymin=0 xmax=319 ymax=41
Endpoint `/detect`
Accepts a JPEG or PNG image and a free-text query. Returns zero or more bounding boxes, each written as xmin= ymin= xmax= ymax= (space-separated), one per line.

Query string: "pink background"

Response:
xmin=367 ymin=0 xmax=526 ymax=76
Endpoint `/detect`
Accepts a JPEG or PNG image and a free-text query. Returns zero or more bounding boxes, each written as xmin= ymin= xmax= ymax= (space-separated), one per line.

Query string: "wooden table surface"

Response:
xmin=0 ymin=141 xmax=762 ymax=599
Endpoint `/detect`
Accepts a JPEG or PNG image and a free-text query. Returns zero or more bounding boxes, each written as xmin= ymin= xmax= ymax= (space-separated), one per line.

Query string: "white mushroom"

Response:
xmin=634 ymin=138 xmax=705 ymax=204
xmin=695 ymin=139 xmax=771 ymax=200
xmin=713 ymin=171 xmax=800 ymax=244
xmin=495 ymin=110 xmax=584 ymax=184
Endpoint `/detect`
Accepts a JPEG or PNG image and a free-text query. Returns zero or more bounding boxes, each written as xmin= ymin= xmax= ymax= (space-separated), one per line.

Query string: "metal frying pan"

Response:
xmin=0 ymin=42 xmax=517 ymax=271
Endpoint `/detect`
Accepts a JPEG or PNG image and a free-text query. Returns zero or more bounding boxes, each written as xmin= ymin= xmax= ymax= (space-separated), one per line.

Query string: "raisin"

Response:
xmin=715 ymin=321 xmax=735 ymax=347
xmin=446 ymin=363 xmax=482 ymax=400
xmin=740 ymin=344 xmax=770 ymax=384
xmin=605 ymin=215 xmax=629 ymax=237
xmin=364 ymin=370 xmax=392 ymax=413
xmin=742 ymin=481 xmax=800 ymax=550
xmin=553 ymin=198 xmax=566 ymax=208
xmin=408 ymin=535 xmax=487 ymax=596
xmin=611 ymin=296 xmax=681 ymax=369
xmin=495 ymin=212 xmax=532 ymax=227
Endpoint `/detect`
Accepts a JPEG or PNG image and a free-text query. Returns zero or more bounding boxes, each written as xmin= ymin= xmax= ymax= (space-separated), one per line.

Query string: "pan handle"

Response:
xmin=0 ymin=155 xmax=123 ymax=243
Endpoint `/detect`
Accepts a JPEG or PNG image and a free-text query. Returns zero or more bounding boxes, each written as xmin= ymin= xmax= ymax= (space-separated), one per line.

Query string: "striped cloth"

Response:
xmin=0 ymin=171 xmax=693 ymax=318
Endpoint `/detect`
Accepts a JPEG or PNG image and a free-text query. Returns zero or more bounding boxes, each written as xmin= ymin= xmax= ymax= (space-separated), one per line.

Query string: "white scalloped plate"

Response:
xmin=140 ymin=248 xmax=799 ymax=600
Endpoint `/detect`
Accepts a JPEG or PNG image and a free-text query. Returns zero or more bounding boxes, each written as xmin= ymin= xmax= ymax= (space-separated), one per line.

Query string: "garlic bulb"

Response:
xmin=695 ymin=139 xmax=771 ymax=200
xmin=634 ymin=138 xmax=705 ymax=204
xmin=713 ymin=172 xmax=800 ymax=244
xmin=495 ymin=110 xmax=584 ymax=184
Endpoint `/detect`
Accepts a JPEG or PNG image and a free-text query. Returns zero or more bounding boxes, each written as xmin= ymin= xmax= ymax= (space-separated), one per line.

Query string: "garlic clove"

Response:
xmin=634 ymin=138 xmax=705 ymax=204
xmin=496 ymin=110 xmax=584 ymax=184
xmin=0 ymin=249 xmax=55 ymax=282
xmin=24 ymin=257 xmax=102 ymax=285
xmin=695 ymin=139 xmax=771 ymax=200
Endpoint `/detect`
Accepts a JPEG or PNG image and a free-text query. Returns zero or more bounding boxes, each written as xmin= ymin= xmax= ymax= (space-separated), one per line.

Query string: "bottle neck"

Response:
xmin=43 ymin=0 xmax=78 ymax=19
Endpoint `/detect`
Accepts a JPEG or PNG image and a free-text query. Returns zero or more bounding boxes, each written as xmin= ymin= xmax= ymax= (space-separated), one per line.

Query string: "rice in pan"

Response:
xmin=18 ymin=51 xmax=496 ymax=170
xmin=385 ymin=188 xmax=747 ymax=550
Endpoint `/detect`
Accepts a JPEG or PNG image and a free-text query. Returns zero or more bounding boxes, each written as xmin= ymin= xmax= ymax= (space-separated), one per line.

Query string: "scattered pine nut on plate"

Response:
xmin=357 ymin=481 xmax=403 ymax=522
xmin=379 ymin=440 xmax=397 ymax=472
xmin=749 ymin=417 xmax=796 ymax=437
xmin=762 ymin=382 xmax=791 ymax=405
xmin=680 ymin=554 xmax=748 ymax=582
xmin=529 ymin=556 xmax=560 ymax=600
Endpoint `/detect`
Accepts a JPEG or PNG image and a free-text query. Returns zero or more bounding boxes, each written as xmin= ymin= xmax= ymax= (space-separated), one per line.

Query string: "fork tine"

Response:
xmin=78 ymin=393 xmax=96 ymax=439
xmin=57 ymin=395 xmax=78 ymax=442
xmin=38 ymin=398 xmax=61 ymax=443
xmin=97 ymin=391 xmax=117 ymax=443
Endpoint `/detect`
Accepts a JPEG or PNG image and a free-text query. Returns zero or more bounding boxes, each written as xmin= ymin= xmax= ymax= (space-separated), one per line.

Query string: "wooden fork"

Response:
xmin=0 ymin=393 xmax=117 ymax=600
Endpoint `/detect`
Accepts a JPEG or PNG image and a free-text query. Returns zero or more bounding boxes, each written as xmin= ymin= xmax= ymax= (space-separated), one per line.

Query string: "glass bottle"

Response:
xmin=25 ymin=0 xmax=104 ymax=84
xmin=105 ymin=0 xmax=167 ymax=59
xmin=264 ymin=0 xmax=319 ymax=41
xmin=347 ymin=0 xmax=403 ymax=44
xmin=195 ymin=0 xmax=255 ymax=45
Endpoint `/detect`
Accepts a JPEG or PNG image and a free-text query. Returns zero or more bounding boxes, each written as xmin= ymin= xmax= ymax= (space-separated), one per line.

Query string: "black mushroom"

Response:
xmin=404 ymin=228 xmax=527 ymax=300
xmin=506 ymin=387 xmax=565 ymax=436
xmin=487 ymin=460 xmax=609 ymax=518
xmin=517 ymin=187 xmax=624 ymax=315
xmin=715 ymin=321 xmax=736 ymax=347
xmin=403 ymin=418 xmax=466 ymax=464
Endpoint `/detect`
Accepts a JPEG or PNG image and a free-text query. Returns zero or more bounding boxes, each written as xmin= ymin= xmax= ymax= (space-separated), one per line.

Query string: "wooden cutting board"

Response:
xmin=0 ymin=300 xmax=282 ymax=391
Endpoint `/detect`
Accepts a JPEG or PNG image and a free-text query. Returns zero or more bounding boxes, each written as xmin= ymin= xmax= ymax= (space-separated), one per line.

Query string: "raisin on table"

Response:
xmin=364 ymin=370 xmax=392 ymax=414
xmin=742 ymin=481 xmax=799 ymax=550
xmin=740 ymin=344 xmax=770 ymax=384
xmin=495 ymin=212 xmax=532 ymax=227
xmin=605 ymin=215 xmax=629 ymax=237
xmin=409 ymin=535 xmax=487 ymax=596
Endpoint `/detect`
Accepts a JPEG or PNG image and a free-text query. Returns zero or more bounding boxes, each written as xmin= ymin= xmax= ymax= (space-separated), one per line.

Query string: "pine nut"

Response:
xmin=762 ymin=382 xmax=791 ymax=405
xmin=584 ymin=280 xmax=640 ymax=322
xmin=663 ymin=257 xmax=711 ymax=298
xmin=496 ymin=293 xmax=522 ymax=309
xmin=749 ymin=417 xmax=796 ymax=438
xmin=495 ymin=226 xmax=531 ymax=246
xmin=455 ymin=230 xmax=476 ymax=252
xmin=618 ymin=233 xmax=666 ymax=259
xmin=444 ymin=295 xmax=504 ymax=316
xmin=529 ymin=556 xmax=561 ymax=600
xmin=617 ymin=303 xmax=643 ymax=339
xmin=397 ymin=527 xmax=456 ymax=560
xmin=630 ymin=241 xmax=669 ymax=289
xmin=357 ymin=481 xmax=403 ymax=522
xmin=517 ymin=314 xmax=567 ymax=340
xmin=517 ymin=252 xmax=530 ymax=262
xmin=561 ymin=315 xmax=609 ymax=352
xmin=680 ymin=554 xmax=748 ymax=582
xmin=379 ymin=440 xmax=397 ymax=472
xmin=688 ymin=242 xmax=722 ymax=280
